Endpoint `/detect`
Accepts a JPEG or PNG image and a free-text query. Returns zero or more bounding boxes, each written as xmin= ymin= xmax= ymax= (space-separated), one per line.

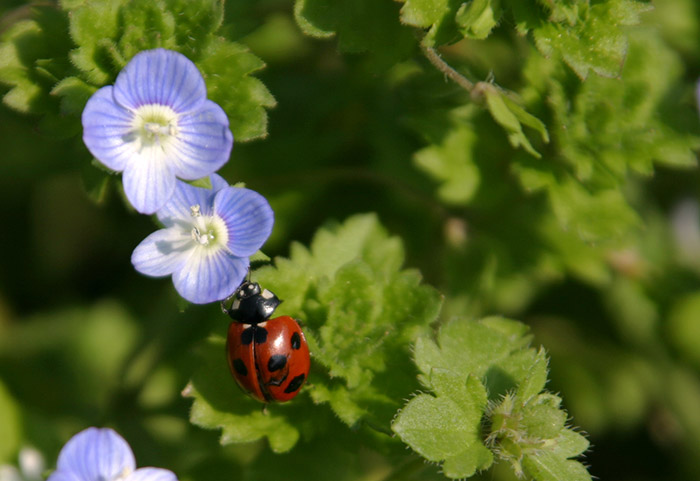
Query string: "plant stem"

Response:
xmin=421 ymin=44 xmax=475 ymax=93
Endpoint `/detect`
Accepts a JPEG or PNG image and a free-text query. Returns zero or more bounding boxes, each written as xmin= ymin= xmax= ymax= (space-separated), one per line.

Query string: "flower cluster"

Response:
xmin=47 ymin=428 xmax=176 ymax=481
xmin=82 ymin=49 xmax=273 ymax=304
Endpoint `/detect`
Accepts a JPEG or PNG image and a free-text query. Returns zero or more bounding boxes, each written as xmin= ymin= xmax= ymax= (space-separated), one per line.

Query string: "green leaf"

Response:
xmin=551 ymin=429 xmax=590 ymax=459
xmin=413 ymin=106 xmax=481 ymax=205
xmin=402 ymin=317 xmax=591 ymax=480
xmin=68 ymin=0 xmax=122 ymax=84
xmin=414 ymin=317 xmax=535 ymax=395
xmin=517 ymin=347 xmax=549 ymax=402
xmin=522 ymin=450 xmax=593 ymax=481
xmin=400 ymin=0 xmax=462 ymax=46
xmin=189 ymin=214 xmax=442 ymax=448
xmin=482 ymin=83 xmax=548 ymax=158
xmin=392 ymin=374 xmax=493 ymax=479
xmin=116 ymin=0 xmax=178 ymax=60
xmin=51 ymin=76 xmax=96 ymax=115
xmin=184 ymin=176 xmax=213 ymax=189
xmin=0 ymin=7 xmax=72 ymax=114
xmin=168 ymin=0 xmax=224 ymax=54
xmin=530 ymin=0 xmax=652 ymax=79
xmin=295 ymin=0 xmax=415 ymax=67
xmin=548 ymin=179 xmax=640 ymax=242
xmin=400 ymin=0 xmax=502 ymax=46
xmin=547 ymin=29 xmax=700 ymax=183
xmin=521 ymin=393 xmax=568 ymax=439
xmin=455 ymin=0 xmax=501 ymax=40
xmin=197 ymin=39 xmax=276 ymax=142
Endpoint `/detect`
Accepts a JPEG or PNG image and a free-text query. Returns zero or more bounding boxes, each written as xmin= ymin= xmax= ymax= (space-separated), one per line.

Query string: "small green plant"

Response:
xmin=1 ymin=1 xmax=699 ymax=480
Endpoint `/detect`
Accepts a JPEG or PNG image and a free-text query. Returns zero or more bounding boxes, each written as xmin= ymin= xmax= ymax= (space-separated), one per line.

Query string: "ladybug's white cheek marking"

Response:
xmin=258 ymin=321 xmax=268 ymax=328
xmin=243 ymin=323 xmax=251 ymax=329
xmin=261 ymin=289 xmax=275 ymax=299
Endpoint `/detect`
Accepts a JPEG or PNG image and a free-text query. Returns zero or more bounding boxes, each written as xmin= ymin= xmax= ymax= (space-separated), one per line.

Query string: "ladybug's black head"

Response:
xmin=223 ymin=281 xmax=281 ymax=323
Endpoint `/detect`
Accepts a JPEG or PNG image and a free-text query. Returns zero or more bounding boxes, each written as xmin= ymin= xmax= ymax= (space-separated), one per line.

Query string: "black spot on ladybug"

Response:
xmin=240 ymin=327 xmax=254 ymax=345
xmin=267 ymin=354 xmax=287 ymax=372
xmin=254 ymin=327 xmax=268 ymax=344
xmin=284 ymin=373 xmax=305 ymax=393
xmin=232 ymin=358 xmax=248 ymax=377
xmin=291 ymin=332 xmax=301 ymax=350
xmin=267 ymin=372 xmax=288 ymax=387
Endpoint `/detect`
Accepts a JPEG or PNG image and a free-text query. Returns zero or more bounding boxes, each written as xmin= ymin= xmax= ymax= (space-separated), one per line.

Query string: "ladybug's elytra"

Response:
xmin=223 ymin=281 xmax=310 ymax=402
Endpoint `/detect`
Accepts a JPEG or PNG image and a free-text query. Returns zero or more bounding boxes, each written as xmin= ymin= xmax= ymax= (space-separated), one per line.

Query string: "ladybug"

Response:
xmin=223 ymin=281 xmax=310 ymax=402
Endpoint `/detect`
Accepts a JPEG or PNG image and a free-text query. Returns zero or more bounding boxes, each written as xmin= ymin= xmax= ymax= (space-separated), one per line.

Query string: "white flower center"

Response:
xmin=189 ymin=204 xmax=229 ymax=248
xmin=113 ymin=466 xmax=133 ymax=481
xmin=128 ymin=104 xmax=179 ymax=151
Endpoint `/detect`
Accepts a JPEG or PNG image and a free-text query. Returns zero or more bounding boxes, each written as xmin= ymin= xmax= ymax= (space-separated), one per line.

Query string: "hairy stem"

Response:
xmin=421 ymin=44 xmax=475 ymax=92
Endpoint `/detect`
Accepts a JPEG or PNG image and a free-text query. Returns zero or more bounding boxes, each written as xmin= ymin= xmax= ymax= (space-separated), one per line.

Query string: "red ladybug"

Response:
xmin=223 ymin=281 xmax=310 ymax=402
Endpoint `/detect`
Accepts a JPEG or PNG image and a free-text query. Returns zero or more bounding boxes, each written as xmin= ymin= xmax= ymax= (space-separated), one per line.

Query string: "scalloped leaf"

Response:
xmin=0 ymin=7 xmax=72 ymax=113
xmin=401 ymin=0 xmax=502 ymax=46
xmin=188 ymin=214 xmax=442 ymax=449
xmin=413 ymin=107 xmax=481 ymax=205
xmin=509 ymin=0 xmax=651 ymax=79
xmin=392 ymin=374 xmax=493 ymax=479
xmin=399 ymin=317 xmax=591 ymax=480
xmin=197 ymin=39 xmax=276 ymax=142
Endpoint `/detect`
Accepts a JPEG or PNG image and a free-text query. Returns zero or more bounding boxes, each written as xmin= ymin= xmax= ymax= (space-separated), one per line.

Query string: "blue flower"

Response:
xmin=47 ymin=427 xmax=177 ymax=481
xmin=131 ymin=174 xmax=274 ymax=304
xmin=82 ymin=48 xmax=233 ymax=214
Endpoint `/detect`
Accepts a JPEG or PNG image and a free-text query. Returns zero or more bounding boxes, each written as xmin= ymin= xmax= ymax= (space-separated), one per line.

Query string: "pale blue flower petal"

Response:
xmin=126 ymin=468 xmax=178 ymax=481
xmin=214 ymin=187 xmax=274 ymax=257
xmin=167 ymin=100 xmax=233 ymax=180
xmin=82 ymin=86 xmax=135 ymax=172
xmin=156 ymin=174 xmax=229 ymax=226
xmin=131 ymin=228 xmax=192 ymax=277
xmin=113 ymin=49 xmax=206 ymax=113
xmin=53 ymin=428 xmax=135 ymax=481
xmin=172 ymin=249 xmax=249 ymax=304
xmin=46 ymin=471 xmax=81 ymax=481
xmin=82 ymin=48 xmax=233 ymax=214
xmin=122 ymin=150 xmax=177 ymax=214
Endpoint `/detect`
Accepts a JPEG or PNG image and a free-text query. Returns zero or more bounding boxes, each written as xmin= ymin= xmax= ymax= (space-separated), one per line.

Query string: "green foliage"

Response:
xmin=525 ymin=0 xmax=652 ymax=79
xmin=197 ymin=39 xmax=276 ymax=142
xmin=481 ymin=82 xmax=549 ymax=158
xmin=0 ymin=0 xmax=273 ymax=141
xmin=188 ymin=214 xmax=442 ymax=449
xmin=393 ymin=318 xmax=590 ymax=480
xmin=2 ymin=0 xmax=700 ymax=480
xmin=400 ymin=0 xmax=501 ymax=46
xmin=186 ymin=336 xmax=304 ymax=453
xmin=413 ymin=105 xmax=481 ymax=205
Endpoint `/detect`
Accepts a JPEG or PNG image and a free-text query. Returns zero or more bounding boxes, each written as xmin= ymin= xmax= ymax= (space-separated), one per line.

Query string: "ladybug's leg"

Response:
xmin=220 ymin=299 xmax=232 ymax=316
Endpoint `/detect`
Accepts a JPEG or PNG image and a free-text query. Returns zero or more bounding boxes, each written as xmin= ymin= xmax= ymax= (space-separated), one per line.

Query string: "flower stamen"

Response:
xmin=189 ymin=204 xmax=225 ymax=247
xmin=128 ymin=104 xmax=180 ymax=152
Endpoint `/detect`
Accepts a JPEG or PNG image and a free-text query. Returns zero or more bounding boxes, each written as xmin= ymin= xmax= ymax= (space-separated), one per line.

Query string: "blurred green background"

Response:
xmin=3 ymin=0 xmax=700 ymax=480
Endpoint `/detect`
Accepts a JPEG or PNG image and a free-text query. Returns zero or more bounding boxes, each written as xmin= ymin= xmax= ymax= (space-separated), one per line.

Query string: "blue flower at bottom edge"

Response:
xmin=131 ymin=174 xmax=274 ymax=304
xmin=47 ymin=428 xmax=177 ymax=481
xmin=82 ymin=48 xmax=233 ymax=214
